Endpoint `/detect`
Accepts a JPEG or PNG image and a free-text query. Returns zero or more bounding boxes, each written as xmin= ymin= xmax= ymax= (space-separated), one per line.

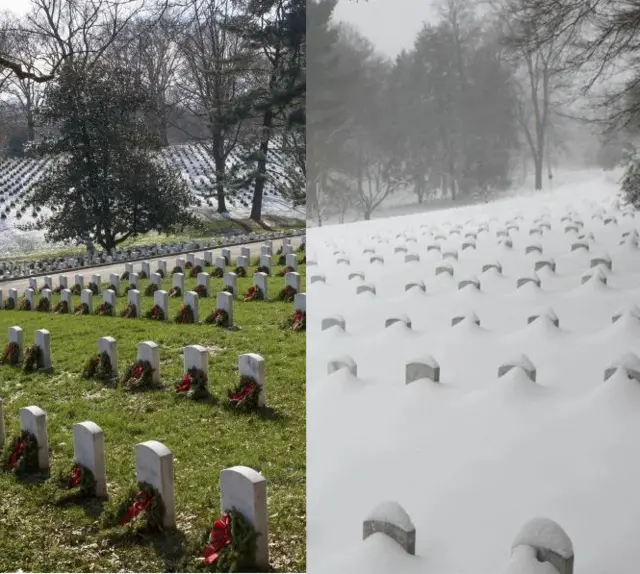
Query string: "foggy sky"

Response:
xmin=333 ymin=0 xmax=440 ymax=57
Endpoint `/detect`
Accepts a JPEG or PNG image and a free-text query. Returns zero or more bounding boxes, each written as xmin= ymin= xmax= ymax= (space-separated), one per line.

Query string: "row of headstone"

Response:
xmin=0 ymin=404 xmax=269 ymax=567
xmin=2 ymin=326 xmax=52 ymax=370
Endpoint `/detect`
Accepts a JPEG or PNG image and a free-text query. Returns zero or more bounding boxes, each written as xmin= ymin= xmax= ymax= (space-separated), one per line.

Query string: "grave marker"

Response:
xmin=217 ymin=291 xmax=234 ymax=327
xmin=20 ymin=406 xmax=49 ymax=470
xmin=154 ymin=290 xmax=169 ymax=319
xmin=108 ymin=273 xmax=120 ymax=296
xmin=238 ymin=353 xmax=265 ymax=406
xmin=363 ymin=501 xmax=416 ymax=555
xmin=135 ymin=440 xmax=175 ymax=529
xmin=254 ymin=272 xmax=269 ymax=299
xmin=138 ymin=342 xmax=160 ymax=384
xmin=98 ymin=336 xmax=119 ymax=379
xmin=73 ymin=421 xmax=108 ymax=497
xmin=223 ymin=272 xmax=237 ymax=297
xmin=185 ymin=291 xmax=200 ymax=323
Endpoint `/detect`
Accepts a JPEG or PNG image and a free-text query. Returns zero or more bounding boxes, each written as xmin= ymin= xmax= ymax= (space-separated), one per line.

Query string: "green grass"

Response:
xmin=3 ymin=217 xmax=306 ymax=263
xmin=0 ymin=264 xmax=306 ymax=572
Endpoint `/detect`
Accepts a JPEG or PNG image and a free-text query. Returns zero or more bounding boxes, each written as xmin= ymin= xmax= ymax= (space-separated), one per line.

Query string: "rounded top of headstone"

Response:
xmin=74 ymin=420 xmax=103 ymax=435
xmin=407 ymin=354 xmax=439 ymax=368
xmin=221 ymin=465 xmax=265 ymax=485
xmin=512 ymin=517 xmax=573 ymax=558
xmin=365 ymin=501 xmax=415 ymax=532
xmin=137 ymin=440 xmax=172 ymax=457
xmin=504 ymin=354 xmax=535 ymax=371
xmin=608 ymin=352 xmax=640 ymax=371
xmin=21 ymin=405 xmax=45 ymax=417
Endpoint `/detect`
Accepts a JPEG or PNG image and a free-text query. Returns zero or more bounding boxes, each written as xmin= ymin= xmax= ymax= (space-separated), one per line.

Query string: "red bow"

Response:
xmin=118 ymin=490 xmax=153 ymax=526
xmin=229 ymin=382 xmax=257 ymax=403
xmin=176 ymin=374 xmax=192 ymax=393
xmin=133 ymin=365 xmax=145 ymax=378
xmin=201 ymin=513 xmax=232 ymax=564
xmin=71 ymin=465 xmax=82 ymax=487
xmin=7 ymin=439 xmax=25 ymax=469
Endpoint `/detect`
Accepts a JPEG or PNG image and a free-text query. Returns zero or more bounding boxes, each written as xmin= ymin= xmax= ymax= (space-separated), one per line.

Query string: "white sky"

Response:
xmin=0 ymin=0 xmax=29 ymax=16
xmin=333 ymin=0 xmax=441 ymax=58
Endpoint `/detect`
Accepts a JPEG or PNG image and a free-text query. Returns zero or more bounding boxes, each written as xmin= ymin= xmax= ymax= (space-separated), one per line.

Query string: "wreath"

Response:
xmin=243 ymin=286 xmax=264 ymax=302
xmin=212 ymin=267 xmax=224 ymax=278
xmin=82 ymin=351 xmax=114 ymax=382
xmin=53 ymin=286 xmax=62 ymax=295
xmin=120 ymin=303 xmax=138 ymax=319
xmin=74 ymin=302 xmax=90 ymax=315
xmin=145 ymin=305 xmax=165 ymax=321
xmin=3 ymin=430 xmax=39 ymax=477
xmin=71 ymin=284 xmax=82 ymax=296
xmin=108 ymin=284 xmax=119 ymax=295
xmin=195 ymin=284 xmax=208 ymax=298
xmin=277 ymin=254 xmax=286 ymax=266
xmin=204 ymin=308 xmax=229 ymax=327
xmin=23 ymin=345 xmax=44 ymax=373
xmin=175 ymin=304 xmax=196 ymax=324
xmin=54 ymin=300 xmax=69 ymax=314
xmin=124 ymin=285 xmax=136 ymax=295
xmin=1 ymin=342 xmax=20 ymax=366
xmin=172 ymin=266 xmax=183 ymax=275
xmin=175 ymin=367 xmax=208 ymax=399
xmin=169 ymin=286 xmax=182 ymax=298
xmin=185 ymin=261 xmax=193 ymax=270
xmin=277 ymin=266 xmax=295 ymax=277
xmin=145 ymin=283 xmax=159 ymax=296
xmin=3 ymin=298 xmax=15 ymax=310
xmin=155 ymin=268 xmax=165 ymax=278
xmin=95 ymin=301 xmax=115 ymax=316
xmin=88 ymin=282 xmax=100 ymax=295
xmin=57 ymin=463 xmax=97 ymax=498
xmin=298 ymin=242 xmax=305 ymax=252
xmin=227 ymin=376 xmax=260 ymax=412
xmin=276 ymin=246 xmax=283 ymax=255
xmin=121 ymin=360 xmax=155 ymax=390
xmin=17 ymin=298 xmax=32 ymax=311
xmin=286 ymin=311 xmax=306 ymax=332
xmin=120 ymin=271 xmax=130 ymax=280
xmin=138 ymin=270 xmax=148 ymax=279
xmin=198 ymin=509 xmax=258 ymax=572
xmin=190 ymin=265 xmax=203 ymax=278
xmin=109 ymin=482 xmax=165 ymax=531
xmin=234 ymin=266 xmax=247 ymax=278
xmin=36 ymin=297 xmax=51 ymax=312
xmin=277 ymin=285 xmax=296 ymax=303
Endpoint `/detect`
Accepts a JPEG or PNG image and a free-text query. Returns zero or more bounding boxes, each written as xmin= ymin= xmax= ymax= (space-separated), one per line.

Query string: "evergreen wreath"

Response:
xmin=298 ymin=242 xmax=305 ymax=252
xmin=23 ymin=345 xmax=44 ymax=373
xmin=53 ymin=286 xmax=62 ymax=295
xmin=277 ymin=285 xmax=297 ymax=302
xmin=82 ymin=351 xmax=113 ymax=382
xmin=74 ymin=302 xmax=91 ymax=315
xmin=88 ymin=282 xmax=100 ymax=295
xmin=145 ymin=283 xmax=159 ymax=296
xmin=204 ymin=308 xmax=229 ymax=327
xmin=155 ymin=268 xmax=165 ymax=278
xmin=120 ymin=303 xmax=138 ymax=319
xmin=108 ymin=284 xmax=119 ymax=295
xmin=256 ymin=265 xmax=270 ymax=275
xmin=277 ymin=254 xmax=286 ymax=266
xmin=1 ymin=342 xmax=20 ymax=366
xmin=223 ymin=285 xmax=234 ymax=295
xmin=185 ymin=261 xmax=193 ymax=270
xmin=145 ymin=305 xmax=166 ymax=321
xmin=169 ymin=286 xmax=182 ymax=298
xmin=17 ymin=297 xmax=32 ymax=311
xmin=243 ymin=286 xmax=264 ymax=302
xmin=95 ymin=301 xmax=115 ymax=316
xmin=285 ymin=311 xmax=306 ymax=332
xmin=276 ymin=246 xmax=283 ymax=255
xmin=121 ymin=360 xmax=155 ymax=390
xmin=212 ymin=267 xmax=224 ymax=278
xmin=71 ymin=284 xmax=82 ymax=296
xmin=195 ymin=284 xmax=208 ymax=298
xmin=124 ymin=285 xmax=136 ymax=295
xmin=36 ymin=297 xmax=51 ymax=312
xmin=234 ymin=266 xmax=247 ymax=278
xmin=53 ymin=300 xmax=69 ymax=314
xmin=120 ymin=271 xmax=130 ymax=280
xmin=3 ymin=430 xmax=39 ymax=477
xmin=175 ymin=304 xmax=196 ymax=324
xmin=175 ymin=367 xmax=208 ymax=399
xmin=109 ymin=482 xmax=165 ymax=531
xmin=138 ymin=270 xmax=148 ymax=279
xmin=3 ymin=298 xmax=15 ymax=310
xmin=198 ymin=509 xmax=258 ymax=572
xmin=172 ymin=266 xmax=183 ymax=275
xmin=277 ymin=266 xmax=295 ymax=277
xmin=227 ymin=376 xmax=260 ymax=412
xmin=57 ymin=462 xmax=97 ymax=498
xmin=190 ymin=265 xmax=203 ymax=278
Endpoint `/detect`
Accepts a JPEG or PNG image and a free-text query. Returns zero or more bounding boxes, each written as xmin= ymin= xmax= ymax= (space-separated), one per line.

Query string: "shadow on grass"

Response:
xmin=10 ymin=469 xmax=51 ymax=487
xmin=54 ymin=491 xmax=106 ymax=519
xmin=221 ymin=404 xmax=284 ymax=422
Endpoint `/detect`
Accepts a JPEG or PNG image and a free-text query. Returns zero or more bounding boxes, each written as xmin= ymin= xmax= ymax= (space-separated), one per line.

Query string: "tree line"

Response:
xmin=0 ymin=0 xmax=305 ymax=251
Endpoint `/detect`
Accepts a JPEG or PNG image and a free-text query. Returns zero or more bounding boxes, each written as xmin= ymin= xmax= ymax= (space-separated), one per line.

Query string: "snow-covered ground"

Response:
xmin=307 ymin=169 xmax=640 ymax=573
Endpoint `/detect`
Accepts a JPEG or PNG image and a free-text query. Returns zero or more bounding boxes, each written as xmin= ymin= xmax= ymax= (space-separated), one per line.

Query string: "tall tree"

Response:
xmin=19 ymin=63 xmax=193 ymax=251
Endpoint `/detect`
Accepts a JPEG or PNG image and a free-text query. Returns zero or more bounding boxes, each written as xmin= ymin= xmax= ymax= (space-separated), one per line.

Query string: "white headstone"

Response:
xmin=223 ymin=272 xmax=237 ymax=297
xmin=124 ymin=263 xmax=134 ymax=276
xmin=44 ymin=276 xmax=53 ymax=289
xmin=327 ymin=355 xmax=357 ymax=376
xmin=184 ymin=345 xmax=208 ymax=373
xmin=406 ymin=356 xmax=440 ymax=383
xmin=217 ymin=291 xmax=234 ymax=326
xmin=25 ymin=288 xmax=35 ymax=309
xmin=20 ymin=406 xmax=49 ymax=470
xmin=8 ymin=326 xmax=24 ymax=358
xmin=61 ymin=288 xmax=72 ymax=309
xmin=29 ymin=278 xmax=37 ymax=291
xmin=254 ymin=273 xmax=269 ymax=300
xmin=75 ymin=274 xmax=84 ymax=288
xmin=285 ymin=253 xmax=298 ymax=270
xmin=187 ymin=253 xmax=195 ymax=265
xmin=221 ymin=248 xmax=231 ymax=266
xmin=150 ymin=272 xmax=161 ymax=287
xmin=141 ymin=261 xmax=150 ymax=277
xmin=185 ymin=291 xmax=200 ymax=323
xmin=127 ymin=289 xmax=141 ymax=315
xmin=73 ymin=421 xmax=108 ymax=498
xmin=98 ymin=336 xmax=118 ymax=379
xmin=138 ymin=341 xmax=160 ymax=384
xmin=294 ymin=293 xmax=306 ymax=313
xmin=135 ymin=440 xmax=175 ymax=529
xmin=8 ymin=288 xmax=17 ymax=307
xmin=153 ymin=290 xmax=169 ymax=319
xmin=321 ymin=315 xmax=345 ymax=331
xmin=197 ymin=272 xmax=210 ymax=293
xmin=285 ymin=272 xmax=301 ymax=293
xmin=172 ymin=273 xmax=184 ymax=292
xmin=238 ymin=353 xmax=265 ymax=406
xmin=204 ymin=251 xmax=213 ymax=265
xmin=259 ymin=254 xmax=272 ymax=273
xmin=157 ymin=260 xmax=167 ymax=276
xmin=220 ymin=466 xmax=269 ymax=569
xmin=237 ymin=256 xmax=249 ymax=273
xmin=59 ymin=275 xmax=68 ymax=288
xmin=81 ymin=289 xmax=94 ymax=314
xmin=35 ymin=329 xmax=52 ymax=371
xmin=129 ymin=272 xmax=139 ymax=288
xmin=240 ymin=247 xmax=251 ymax=260
xmin=363 ymin=501 xmax=416 ymax=555
xmin=103 ymin=289 xmax=116 ymax=309
xmin=91 ymin=274 xmax=101 ymax=292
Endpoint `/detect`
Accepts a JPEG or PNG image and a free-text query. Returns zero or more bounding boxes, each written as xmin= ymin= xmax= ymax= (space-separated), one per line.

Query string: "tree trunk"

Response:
xmin=534 ymin=155 xmax=543 ymax=190
xmin=363 ymin=210 xmax=371 ymax=220
xmin=250 ymin=108 xmax=274 ymax=221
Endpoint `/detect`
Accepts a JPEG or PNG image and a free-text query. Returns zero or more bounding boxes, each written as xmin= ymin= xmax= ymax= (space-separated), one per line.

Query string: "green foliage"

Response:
xmin=22 ymin=63 xmax=194 ymax=252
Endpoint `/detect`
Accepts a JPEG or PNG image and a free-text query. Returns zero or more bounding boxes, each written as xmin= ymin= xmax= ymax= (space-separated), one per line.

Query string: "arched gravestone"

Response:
xmin=362 ymin=501 xmax=416 ymax=555
xmin=511 ymin=517 xmax=573 ymax=574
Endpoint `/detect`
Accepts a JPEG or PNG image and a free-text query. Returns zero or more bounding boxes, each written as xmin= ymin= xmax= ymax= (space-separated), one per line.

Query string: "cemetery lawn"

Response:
xmin=0 ymin=265 xmax=305 ymax=572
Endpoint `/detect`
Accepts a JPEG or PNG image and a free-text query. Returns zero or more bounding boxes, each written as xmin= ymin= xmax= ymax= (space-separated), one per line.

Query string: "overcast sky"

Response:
xmin=0 ymin=0 xmax=28 ymax=15
xmin=333 ymin=0 xmax=440 ymax=58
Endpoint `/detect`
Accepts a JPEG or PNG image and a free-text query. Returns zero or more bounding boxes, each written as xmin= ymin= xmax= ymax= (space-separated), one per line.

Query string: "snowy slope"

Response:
xmin=307 ymin=170 xmax=640 ymax=574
